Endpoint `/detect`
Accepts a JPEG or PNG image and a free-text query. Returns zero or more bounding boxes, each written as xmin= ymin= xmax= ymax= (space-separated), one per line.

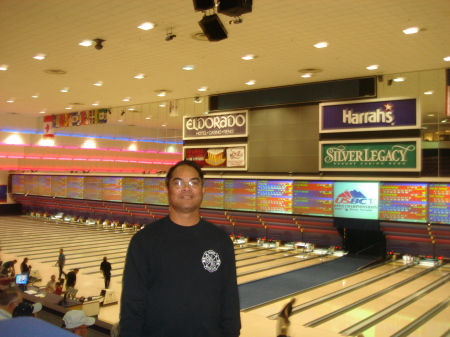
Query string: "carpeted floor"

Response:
xmin=239 ymin=254 xmax=378 ymax=310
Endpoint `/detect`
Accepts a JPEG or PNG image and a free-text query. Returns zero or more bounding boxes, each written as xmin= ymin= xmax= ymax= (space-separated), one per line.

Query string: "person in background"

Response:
xmin=62 ymin=310 xmax=95 ymax=337
xmin=65 ymin=268 xmax=79 ymax=290
xmin=53 ymin=281 xmax=63 ymax=295
xmin=0 ymin=260 xmax=17 ymax=277
xmin=12 ymin=301 xmax=42 ymax=318
xmin=121 ymin=160 xmax=241 ymax=337
xmin=56 ymin=248 xmax=66 ymax=280
xmin=276 ymin=298 xmax=296 ymax=337
xmin=0 ymin=288 xmax=22 ymax=320
xmin=45 ymin=275 xmax=57 ymax=292
xmin=20 ymin=257 xmax=31 ymax=275
xmin=100 ymin=256 xmax=112 ymax=289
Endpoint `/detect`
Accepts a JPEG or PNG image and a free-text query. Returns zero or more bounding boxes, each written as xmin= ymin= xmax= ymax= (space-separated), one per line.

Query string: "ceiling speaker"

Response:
xmin=218 ymin=0 xmax=252 ymax=17
xmin=198 ymin=14 xmax=228 ymax=42
xmin=192 ymin=0 xmax=215 ymax=11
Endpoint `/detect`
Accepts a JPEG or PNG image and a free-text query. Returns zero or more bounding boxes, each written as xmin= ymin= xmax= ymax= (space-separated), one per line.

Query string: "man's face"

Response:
xmin=166 ymin=164 xmax=204 ymax=214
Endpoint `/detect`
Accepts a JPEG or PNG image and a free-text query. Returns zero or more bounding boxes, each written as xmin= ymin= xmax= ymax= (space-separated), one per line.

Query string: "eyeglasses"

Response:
xmin=169 ymin=180 xmax=202 ymax=189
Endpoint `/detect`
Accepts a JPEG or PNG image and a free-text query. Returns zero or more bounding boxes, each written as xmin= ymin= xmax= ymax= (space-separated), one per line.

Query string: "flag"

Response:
xmin=80 ymin=110 xmax=90 ymax=125
xmin=43 ymin=115 xmax=54 ymax=139
xmin=98 ymin=108 xmax=108 ymax=124
xmin=169 ymin=100 xmax=178 ymax=116
xmin=70 ymin=112 xmax=81 ymax=126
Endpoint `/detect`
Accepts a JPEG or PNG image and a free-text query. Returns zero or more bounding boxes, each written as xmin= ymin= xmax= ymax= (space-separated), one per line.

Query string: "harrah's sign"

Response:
xmin=183 ymin=111 xmax=248 ymax=140
xmin=320 ymin=98 xmax=418 ymax=132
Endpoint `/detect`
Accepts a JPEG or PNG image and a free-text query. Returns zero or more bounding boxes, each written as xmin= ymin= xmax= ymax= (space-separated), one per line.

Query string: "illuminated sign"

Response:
xmin=320 ymin=139 xmax=421 ymax=171
xmin=320 ymin=97 xmax=419 ymax=133
xmin=183 ymin=110 xmax=248 ymax=140
xmin=334 ymin=182 xmax=379 ymax=219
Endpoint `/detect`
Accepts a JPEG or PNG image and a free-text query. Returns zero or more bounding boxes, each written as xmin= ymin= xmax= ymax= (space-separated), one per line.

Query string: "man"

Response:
xmin=56 ymin=248 xmax=66 ymax=280
xmin=121 ymin=161 xmax=241 ymax=337
xmin=66 ymin=268 xmax=79 ymax=290
xmin=276 ymin=298 xmax=296 ymax=337
xmin=20 ymin=257 xmax=31 ymax=275
xmin=0 ymin=288 xmax=22 ymax=320
xmin=0 ymin=260 xmax=17 ymax=277
xmin=100 ymin=256 xmax=112 ymax=289
xmin=45 ymin=274 xmax=57 ymax=292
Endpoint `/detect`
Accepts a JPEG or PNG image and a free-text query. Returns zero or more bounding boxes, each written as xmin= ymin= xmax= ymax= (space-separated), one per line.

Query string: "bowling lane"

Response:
xmin=237 ymin=254 xmax=337 ymax=284
xmin=311 ymin=266 xmax=448 ymax=333
xmin=409 ymin=302 xmax=450 ymax=337
xmin=247 ymin=260 xmax=409 ymax=318
xmin=362 ymin=278 xmax=450 ymax=336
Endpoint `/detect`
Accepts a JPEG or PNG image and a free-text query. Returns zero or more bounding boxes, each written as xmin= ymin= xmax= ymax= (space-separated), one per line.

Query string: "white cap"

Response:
xmin=63 ymin=310 xmax=95 ymax=329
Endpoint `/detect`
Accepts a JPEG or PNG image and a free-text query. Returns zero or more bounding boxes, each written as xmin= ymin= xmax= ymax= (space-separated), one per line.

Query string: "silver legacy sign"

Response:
xmin=183 ymin=111 xmax=248 ymax=140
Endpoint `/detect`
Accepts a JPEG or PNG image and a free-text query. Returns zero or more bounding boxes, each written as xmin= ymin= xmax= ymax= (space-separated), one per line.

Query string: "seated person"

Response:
xmin=62 ymin=310 xmax=95 ymax=337
xmin=45 ymin=275 xmax=57 ymax=292
xmin=0 ymin=288 xmax=22 ymax=320
xmin=12 ymin=302 xmax=42 ymax=318
xmin=53 ymin=282 xmax=63 ymax=295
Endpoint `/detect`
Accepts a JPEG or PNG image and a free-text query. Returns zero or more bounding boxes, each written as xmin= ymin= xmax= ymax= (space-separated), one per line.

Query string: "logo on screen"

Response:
xmin=335 ymin=189 xmax=375 ymax=205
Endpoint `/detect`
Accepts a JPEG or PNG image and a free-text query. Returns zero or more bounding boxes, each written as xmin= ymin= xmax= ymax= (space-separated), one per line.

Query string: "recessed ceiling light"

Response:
xmin=32 ymin=93 xmax=39 ymax=98
xmin=314 ymin=42 xmax=328 ymax=48
xmin=92 ymin=101 xmax=99 ymax=106
xmin=94 ymin=81 xmax=103 ymax=86
xmin=33 ymin=53 xmax=46 ymax=60
xmin=65 ymin=105 xmax=73 ymax=110
xmin=39 ymin=109 xmax=46 ymax=114
xmin=0 ymin=64 xmax=8 ymax=71
xmin=198 ymin=86 xmax=208 ymax=92
xmin=161 ymin=123 xmax=167 ymax=127
xmin=442 ymin=119 xmax=448 ymax=123
xmin=424 ymin=91 xmax=434 ymax=95
xmin=134 ymin=73 xmax=145 ymax=79
xmin=444 ymin=56 xmax=450 ymax=61
xmin=6 ymin=97 xmax=15 ymax=103
xmin=182 ymin=65 xmax=195 ymax=70
xmin=403 ymin=27 xmax=420 ymax=34
xmin=242 ymin=54 xmax=256 ymax=60
xmin=128 ymin=106 xmax=135 ymax=110
xmin=428 ymin=114 xmax=435 ymax=116
xmin=145 ymin=115 xmax=152 ymax=120
xmin=60 ymin=87 xmax=69 ymax=92
xmin=79 ymin=40 xmax=93 ymax=46
xmin=393 ymin=77 xmax=405 ymax=82
xmin=159 ymin=102 xmax=166 ymax=107
xmin=245 ymin=80 xmax=255 ymax=85
xmin=301 ymin=74 xmax=312 ymax=78
xmin=123 ymin=97 xmax=131 ymax=101
xmin=366 ymin=65 xmax=378 ymax=70
xmin=157 ymin=91 xmax=166 ymax=97
xmin=138 ymin=22 xmax=155 ymax=30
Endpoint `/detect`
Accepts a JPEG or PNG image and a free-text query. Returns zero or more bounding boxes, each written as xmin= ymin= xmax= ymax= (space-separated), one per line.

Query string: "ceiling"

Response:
xmin=1 ymin=0 xmax=449 ymax=131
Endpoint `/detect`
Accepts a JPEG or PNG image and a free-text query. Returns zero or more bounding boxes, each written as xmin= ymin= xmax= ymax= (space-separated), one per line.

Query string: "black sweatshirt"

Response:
xmin=120 ymin=216 xmax=241 ymax=337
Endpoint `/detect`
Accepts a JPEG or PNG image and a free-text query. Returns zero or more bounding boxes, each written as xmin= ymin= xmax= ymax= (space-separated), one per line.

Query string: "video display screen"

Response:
xmin=144 ymin=178 xmax=167 ymax=205
xmin=102 ymin=177 xmax=123 ymax=202
xmin=67 ymin=176 xmax=84 ymax=199
xmin=379 ymin=182 xmax=427 ymax=223
xmin=428 ymin=183 xmax=450 ymax=224
xmin=51 ymin=176 xmax=68 ymax=198
xmin=11 ymin=175 xmax=24 ymax=194
xmin=257 ymin=180 xmax=293 ymax=214
xmin=23 ymin=175 xmax=38 ymax=196
xmin=334 ymin=181 xmax=379 ymax=220
xmin=202 ymin=179 xmax=224 ymax=209
xmin=224 ymin=179 xmax=257 ymax=212
xmin=293 ymin=181 xmax=333 ymax=216
xmin=84 ymin=177 xmax=103 ymax=200
xmin=37 ymin=176 xmax=52 ymax=196
xmin=122 ymin=177 xmax=144 ymax=203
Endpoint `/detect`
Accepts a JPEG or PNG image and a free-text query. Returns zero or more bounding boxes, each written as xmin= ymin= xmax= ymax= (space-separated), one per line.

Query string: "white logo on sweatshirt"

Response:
xmin=202 ymin=250 xmax=221 ymax=273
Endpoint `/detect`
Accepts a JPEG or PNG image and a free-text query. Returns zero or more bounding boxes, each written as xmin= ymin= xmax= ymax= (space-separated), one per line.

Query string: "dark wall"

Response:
xmin=248 ymin=105 xmax=319 ymax=173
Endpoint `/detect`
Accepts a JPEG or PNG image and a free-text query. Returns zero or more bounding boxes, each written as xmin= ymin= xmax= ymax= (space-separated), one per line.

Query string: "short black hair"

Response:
xmin=165 ymin=160 xmax=204 ymax=187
